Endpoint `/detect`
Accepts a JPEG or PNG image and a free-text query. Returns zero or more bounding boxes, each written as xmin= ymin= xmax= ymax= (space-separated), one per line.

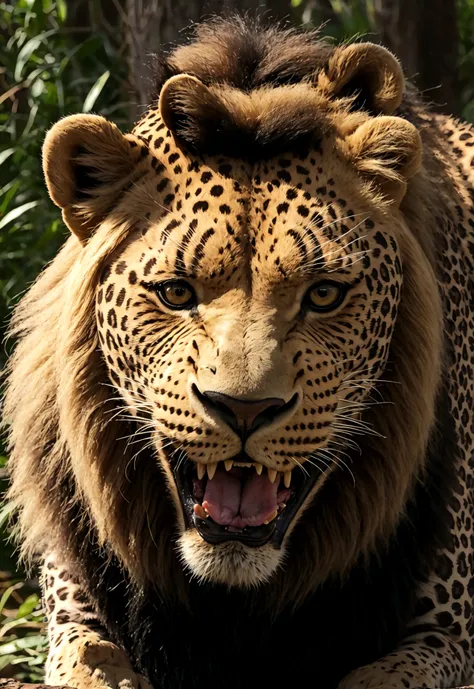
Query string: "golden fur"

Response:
xmin=2 ymin=17 xmax=455 ymax=606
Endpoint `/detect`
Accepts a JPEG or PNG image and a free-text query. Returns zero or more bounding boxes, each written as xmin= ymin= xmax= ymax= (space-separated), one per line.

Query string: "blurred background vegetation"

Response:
xmin=0 ymin=0 xmax=473 ymax=681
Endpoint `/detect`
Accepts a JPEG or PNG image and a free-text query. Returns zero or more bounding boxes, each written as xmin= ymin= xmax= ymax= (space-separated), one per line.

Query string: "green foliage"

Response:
xmin=295 ymin=0 xmax=474 ymax=121
xmin=0 ymin=582 xmax=48 ymax=681
xmin=292 ymin=0 xmax=374 ymax=39
xmin=1 ymin=0 xmax=474 ymax=682
xmin=0 ymin=0 xmax=128 ymax=369
xmin=0 ymin=0 xmax=127 ymax=679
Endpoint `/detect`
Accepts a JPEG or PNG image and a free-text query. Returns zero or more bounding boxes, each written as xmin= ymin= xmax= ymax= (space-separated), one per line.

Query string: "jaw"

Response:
xmin=166 ymin=449 xmax=324 ymax=587
xmin=177 ymin=530 xmax=286 ymax=587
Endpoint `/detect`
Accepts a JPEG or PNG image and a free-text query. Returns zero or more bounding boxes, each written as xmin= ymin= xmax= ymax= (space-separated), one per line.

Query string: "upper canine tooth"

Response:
xmin=255 ymin=463 xmax=263 ymax=475
xmin=197 ymin=464 xmax=206 ymax=480
xmin=267 ymin=469 xmax=277 ymax=484
xmin=207 ymin=463 xmax=217 ymax=480
xmin=224 ymin=460 xmax=233 ymax=472
xmin=284 ymin=471 xmax=292 ymax=488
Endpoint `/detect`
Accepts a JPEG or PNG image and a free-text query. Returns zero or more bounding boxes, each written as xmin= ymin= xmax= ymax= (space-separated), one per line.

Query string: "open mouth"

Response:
xmin=173 ymin=452 xmax=321 ymax=547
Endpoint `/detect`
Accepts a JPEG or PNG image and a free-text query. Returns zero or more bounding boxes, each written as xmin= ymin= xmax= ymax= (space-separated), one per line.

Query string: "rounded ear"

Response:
xmin=159 ymin=74 xmax=208 ymax=132
xmin=43 ymin=114 xmax=147 ymax=241
xmin=341 ymin=116 xmax=422 ymax=205
xmin=159 ymin=73 xmax=229 ymax=150
xmin=318 ymin=42 xmax=404 ymax=115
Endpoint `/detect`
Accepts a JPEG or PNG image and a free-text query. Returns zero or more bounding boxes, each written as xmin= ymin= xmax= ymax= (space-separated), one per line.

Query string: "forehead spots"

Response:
xmin=103 ymin=126 xmax=399 ymax=298
xmin=94 ymin=130 xmax=405 ymax=487
xmin=193 ymin=201 xmax=209 ymax=213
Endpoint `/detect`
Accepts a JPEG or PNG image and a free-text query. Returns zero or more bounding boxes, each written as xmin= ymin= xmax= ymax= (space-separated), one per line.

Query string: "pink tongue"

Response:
xmin=202 ymin=469 xmax=279 ymax=528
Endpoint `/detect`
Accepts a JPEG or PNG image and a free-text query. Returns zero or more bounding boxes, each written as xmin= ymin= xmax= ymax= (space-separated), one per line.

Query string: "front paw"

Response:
xmin=339 ymin=666 xmax=414 ymax=689
xmin=46 ymin=639 xmax=152 ymax=689
xmin=79 ymin=664 xmax=152 ymax=689
xmin=49 ymin=661 xmax=152 ymax=689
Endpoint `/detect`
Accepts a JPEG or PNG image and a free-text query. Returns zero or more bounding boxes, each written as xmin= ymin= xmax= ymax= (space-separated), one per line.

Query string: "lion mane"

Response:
xmin=3 ymin=15 xmax=457 ymax=618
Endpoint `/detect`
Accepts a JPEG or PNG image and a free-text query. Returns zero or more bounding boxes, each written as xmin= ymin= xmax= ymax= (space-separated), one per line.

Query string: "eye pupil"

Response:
xmin=307 ymin=282 xmax=346 ymax=312
xmin=158 ymin=281 xmax=196 ymax=309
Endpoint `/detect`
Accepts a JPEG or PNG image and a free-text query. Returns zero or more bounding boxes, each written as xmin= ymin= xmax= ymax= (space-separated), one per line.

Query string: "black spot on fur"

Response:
xmin=67 ymin=383 xmax=456 ymax=689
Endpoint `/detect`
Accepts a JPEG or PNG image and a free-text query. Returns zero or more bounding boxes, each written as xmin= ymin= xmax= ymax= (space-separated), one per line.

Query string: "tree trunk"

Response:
xmin=374 ymin=0 xmax=460 ymax=116
xmin=126 ymin=0 xmax=293 ymax=110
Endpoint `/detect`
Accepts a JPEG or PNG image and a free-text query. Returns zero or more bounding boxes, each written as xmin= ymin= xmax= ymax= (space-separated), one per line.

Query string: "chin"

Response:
xmin=177 ymin=530 xmax=287 ymax=587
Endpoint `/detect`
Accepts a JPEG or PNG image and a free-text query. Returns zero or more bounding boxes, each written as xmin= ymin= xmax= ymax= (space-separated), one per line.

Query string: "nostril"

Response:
xmin=192 ymin=385 xmax=297 ymax=439
xmin=251 ymin=401 xmax=290 ymax=433
xmin=248 ymin=393 xmax=298 ymax=434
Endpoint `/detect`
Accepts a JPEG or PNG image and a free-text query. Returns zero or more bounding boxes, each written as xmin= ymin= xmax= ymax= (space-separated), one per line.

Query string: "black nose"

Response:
xmin=195 ymin=388 xmax=288 ymax=439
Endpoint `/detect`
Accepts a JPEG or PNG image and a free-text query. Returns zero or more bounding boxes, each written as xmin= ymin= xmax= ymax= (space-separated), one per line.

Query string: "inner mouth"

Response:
xmin=173 ymin=452 xmax=320 ymax=547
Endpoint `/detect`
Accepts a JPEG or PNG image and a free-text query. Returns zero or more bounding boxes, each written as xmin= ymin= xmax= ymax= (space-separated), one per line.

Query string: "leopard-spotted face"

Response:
xmin=40 ymin=45 xmax=426 ymax=588
xmin=94 ymin=134 xmax=403 ymax=586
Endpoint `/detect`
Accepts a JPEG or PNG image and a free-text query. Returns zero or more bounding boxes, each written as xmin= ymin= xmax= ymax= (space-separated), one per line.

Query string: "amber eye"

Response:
xmin=306 ymin=281 xmax=347 ymax=312
xmin=157 ymin=281 xmax=196 ymax=310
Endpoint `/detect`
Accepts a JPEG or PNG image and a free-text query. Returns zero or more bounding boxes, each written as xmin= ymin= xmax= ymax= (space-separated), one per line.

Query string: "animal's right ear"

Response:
xmin=42 ymin=114 xmax=148 ymax=242
xmin=318 ymin=42 xmax=404 ymax=115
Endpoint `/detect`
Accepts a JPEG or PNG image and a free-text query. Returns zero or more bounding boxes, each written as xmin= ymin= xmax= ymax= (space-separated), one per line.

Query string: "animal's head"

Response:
xmin=5 ymin=18 xmax=444 ymax=600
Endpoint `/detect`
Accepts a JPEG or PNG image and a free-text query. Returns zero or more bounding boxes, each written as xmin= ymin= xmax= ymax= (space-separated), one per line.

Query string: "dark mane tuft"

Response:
xmin=152 ymin=15 xmax=335 ymax=95
xmin=145 ymin=16 xmax=339 ymax=159
xmin=145 ymin=15 xmax=426 ymax=160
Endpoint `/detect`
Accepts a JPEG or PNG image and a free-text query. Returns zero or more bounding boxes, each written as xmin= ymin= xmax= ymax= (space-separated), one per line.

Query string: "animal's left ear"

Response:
xmin=318 ymin=42 xmax=404 ymax=114
xmin=341 ymin=115 xmax=422 ymax=205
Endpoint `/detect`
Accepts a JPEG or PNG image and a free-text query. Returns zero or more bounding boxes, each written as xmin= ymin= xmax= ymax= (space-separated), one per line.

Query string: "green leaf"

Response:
xmin=0 ymin=201 xmax=39 ymax=231
xmin=0 ymin=500 xmax=14 ymax=531
xmin=0 ymin=182 xmax=21 ymax=215
xmin=0 ymin=583 xmax=23 ymax=616
xmin=14 ymin=29 xmax=57 ymax=81
xmin=16 ymin=594 xmax=40 ymax=619
xmin=0 ymin=149 xmax=15 ymax=166
xmin=56 ymin=0 xmax=67 ymax=23
xmin=0 ymin=634 xmax=47 ymax=655
xmin=82 ymin=70 xmax=110 ymax=113
xmin=31 ymin=78 xmax=44 ymax=98
xmin=21 ymin=103 xmax=39 ymax=138
xmin=0 ymin=655 xmax=15 ymax=671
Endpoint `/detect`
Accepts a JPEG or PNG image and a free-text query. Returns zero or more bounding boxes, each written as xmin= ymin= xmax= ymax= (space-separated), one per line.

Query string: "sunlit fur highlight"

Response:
xmin=2 ymin=18 xmax=452 ymax=608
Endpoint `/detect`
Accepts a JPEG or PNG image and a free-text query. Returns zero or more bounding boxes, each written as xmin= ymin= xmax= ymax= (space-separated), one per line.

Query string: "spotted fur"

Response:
xmin=3 ymin=15 xmax=474 ymax=689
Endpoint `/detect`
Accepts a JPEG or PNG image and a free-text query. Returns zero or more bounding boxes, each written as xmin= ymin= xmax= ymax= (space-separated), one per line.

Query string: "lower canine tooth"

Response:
xmin=263 ymin=509 xmax=278 ymax=524
xmin=194 ymin=504 xmax=208 ymax=519
xmin=224 ymin=460 xmax=233 ymax=471
xmin=284 ymin=471 xmax=292 ymax=488
xmin=207 ymin=462 xmax=217 ymax=480
xmin=197 ymin=464 xmax=206 ymax=480
xmin=267 ymin=469 xmax=277 ymax=484
xmin=255 ymin=463 xmax=263 ymax=475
